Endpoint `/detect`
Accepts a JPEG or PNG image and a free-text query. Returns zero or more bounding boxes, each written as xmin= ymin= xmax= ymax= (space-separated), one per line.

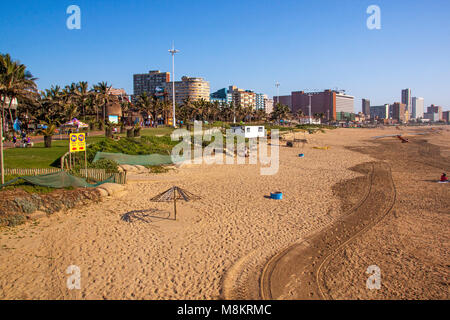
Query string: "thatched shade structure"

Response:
xmin=150 ymin=186 xmax=201 ymax=220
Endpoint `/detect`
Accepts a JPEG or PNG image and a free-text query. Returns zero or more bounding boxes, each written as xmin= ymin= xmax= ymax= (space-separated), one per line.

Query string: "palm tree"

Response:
xmin=211 ymin=101 xmax=221 ymax=122
xmin=0 ymin=54 xmax=37 ymax=185
xmin=62 ymin=83 xmax=81 ymax=122
xmin=160 ymin=99 xmax=172 ymax=125
xmin=254 ymin=109 xmax=267 ymax=122
xmin=40 ymin=122 xmax=57 ymax=148
xmin=177 ymin=103 xmax=190 ymax=125
xmin=77 ymin=81 xmax=90 ymax=120
xmin=0 ymin=53 xmax=38 ymax=131
xmin=41 ymin=85 xmax=65 ymax=123
xmin=136 ymin=93 xmax=159 ymax=125
xmin=93 ymin=81 xmax=112 ymax=122
xmin=271 ymin=103 xmax=291 ymax=122
xmin=219 ymin=102 xmax=233 ymax=122
xmin=182 ymin=97 xmax=195 ymax=122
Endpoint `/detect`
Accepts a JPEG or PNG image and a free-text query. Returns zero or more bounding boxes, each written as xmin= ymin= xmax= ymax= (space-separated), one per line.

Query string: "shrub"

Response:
xmin=144 ymin=165 xmax=171 ymax=174
xmin=88 ymin=159 xmax=119 ymax=172
xmin=86 ymin=137 xmax=179 ymax=163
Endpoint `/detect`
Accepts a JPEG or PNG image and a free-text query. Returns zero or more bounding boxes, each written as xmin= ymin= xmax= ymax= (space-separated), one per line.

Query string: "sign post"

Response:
xmin=69 ymin=133 xmax=87 ymax=177
xmin=0 ymin=113 xmax=4 ymax=185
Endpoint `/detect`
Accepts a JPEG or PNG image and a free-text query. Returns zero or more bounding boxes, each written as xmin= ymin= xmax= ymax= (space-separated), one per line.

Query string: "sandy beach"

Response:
xmin=0 ymin=127 xmax=448 ymax=300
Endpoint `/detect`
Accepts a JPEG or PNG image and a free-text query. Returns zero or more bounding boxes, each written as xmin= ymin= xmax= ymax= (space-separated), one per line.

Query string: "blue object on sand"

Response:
xmin=299 ymin=153 xmax=305 ymax=158
xmin=270 ymin=192 xmax=283 ymax=200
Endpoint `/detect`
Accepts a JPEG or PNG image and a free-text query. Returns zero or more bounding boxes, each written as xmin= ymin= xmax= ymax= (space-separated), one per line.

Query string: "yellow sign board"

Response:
xmin=69 ymin=133 xmax=86 ymax=153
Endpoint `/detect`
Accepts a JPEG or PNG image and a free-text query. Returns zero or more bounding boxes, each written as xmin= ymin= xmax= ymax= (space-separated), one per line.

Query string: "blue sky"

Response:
xmin=1 ymin=0 xmax=449 ymax=111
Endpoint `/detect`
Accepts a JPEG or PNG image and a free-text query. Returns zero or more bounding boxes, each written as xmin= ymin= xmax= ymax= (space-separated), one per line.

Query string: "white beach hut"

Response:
xmin=230 ymin=126 xmax=265 ymax=138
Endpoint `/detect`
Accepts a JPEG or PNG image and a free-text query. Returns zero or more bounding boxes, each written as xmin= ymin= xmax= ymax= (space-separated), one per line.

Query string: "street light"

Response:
xmin=275 ymin=82 xmax=280 ymax=105
xmin=308 ymin=94 xmax=312 ymax=124
xmin=169 ymin=44 xmax=179 ymax=128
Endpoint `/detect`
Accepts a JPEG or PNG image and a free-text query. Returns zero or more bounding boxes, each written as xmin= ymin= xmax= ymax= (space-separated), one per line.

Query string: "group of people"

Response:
xmin=12 ymin=131 xmax=33 ymax=148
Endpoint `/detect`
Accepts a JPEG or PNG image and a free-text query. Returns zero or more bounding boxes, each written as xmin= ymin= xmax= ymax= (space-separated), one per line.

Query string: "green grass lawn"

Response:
xmin=4 ymin=136 xmax=106 ymax=169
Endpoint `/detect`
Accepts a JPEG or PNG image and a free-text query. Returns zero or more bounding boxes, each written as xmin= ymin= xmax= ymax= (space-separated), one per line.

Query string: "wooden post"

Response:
xmin=0 ymin=111 xmax=4 ymax=185
xmin=84 ymin=149 xmax=88 ymax=178
xmin=173 ymin=187 xmax=177 ymax=221
xmin=69 ymin=152 xmax=72 ymax=170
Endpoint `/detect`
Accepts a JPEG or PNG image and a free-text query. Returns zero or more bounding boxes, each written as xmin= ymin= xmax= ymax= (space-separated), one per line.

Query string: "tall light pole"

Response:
xmin=233 ymin=102 xmax=236 ymax=124
xmin=308 ymin=94 xmax=312 ymax=124
xmin=275 ymin=82 xmax=280 ymax=105
xmin=169 ymin=44 xmax=179 ymax=128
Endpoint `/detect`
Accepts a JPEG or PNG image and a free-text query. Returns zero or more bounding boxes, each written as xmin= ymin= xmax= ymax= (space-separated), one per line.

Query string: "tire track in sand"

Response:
xmin=223 ymin=162 xmax=374 ymax=300
xmin=259 ymin=161 xmax=396 ymax=300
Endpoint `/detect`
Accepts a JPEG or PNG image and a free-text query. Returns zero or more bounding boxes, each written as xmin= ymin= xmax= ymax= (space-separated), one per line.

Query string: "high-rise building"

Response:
xmin=424 ymin=105 xmax=443 ymax=122
xmin=442 ymin=111 xmax=450 ymax=123
xmin=274 ymin=89 xmax=354 ymax=121
xmin=391 ymin=102 xmax=407 ymax=122
xmin=133 ymin=70 xmax=170 ymax=97
xmin=411 ymin=97 xmax=424 ymax=119
xmin=401 ymin=89 xmax=412 ymax=114
xmin=255 ymin=93 xmax=268 ymax=110
xmin=370 ymin=104 xmax=389 ymax=120
xmin=362 ymin=99 xmax=371 ymax=117
xmin=274 ymin=95 xmax=292 ymax=109
xmin=264 ymin=97 xmax=274 ymax=114
xmin=229 ymin=86 xmax=256 ymax=108
xmin=164 ymin=76 xmax=210 ymax=106
xmin=210 ymin=88 xmax=232 ymax=104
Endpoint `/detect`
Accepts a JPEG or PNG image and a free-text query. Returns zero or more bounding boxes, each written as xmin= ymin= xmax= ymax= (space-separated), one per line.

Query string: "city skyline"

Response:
xmin=1 ymin=0 xmax=449 ymax=111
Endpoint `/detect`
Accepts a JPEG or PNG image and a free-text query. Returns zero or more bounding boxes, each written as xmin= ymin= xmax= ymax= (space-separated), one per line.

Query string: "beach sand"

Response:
xmin=0 ymin=126 xmax=448 ymax=300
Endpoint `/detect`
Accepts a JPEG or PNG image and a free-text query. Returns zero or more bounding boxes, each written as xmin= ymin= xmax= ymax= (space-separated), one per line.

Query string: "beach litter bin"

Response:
xmin=270 ymin=192 xmax=283 ymax=200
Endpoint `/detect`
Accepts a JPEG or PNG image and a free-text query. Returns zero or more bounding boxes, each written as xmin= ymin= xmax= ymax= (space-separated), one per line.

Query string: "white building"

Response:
xmin=264 ymin=97 xmax=274 ymax=114
xmin=230 ymin=126 xmax=265 ymax=138
xmin=255 ymin=93 xmax=267 ymax=111
xmin=336 ymin=93 xmax=355 ymax=114
xmin=299 ymin=117 xmax=321 ymax=124
xmin=412 ymin=97 xmax=424 ymax=119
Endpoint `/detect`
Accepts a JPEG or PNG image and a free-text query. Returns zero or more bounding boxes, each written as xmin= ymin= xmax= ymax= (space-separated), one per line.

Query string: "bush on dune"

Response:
xmin=85 ymin=137 xmax=179 ymax=163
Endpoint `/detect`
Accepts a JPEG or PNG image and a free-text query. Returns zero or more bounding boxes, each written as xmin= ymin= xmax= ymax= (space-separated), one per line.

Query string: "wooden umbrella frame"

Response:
xmin=150 ymin=186 xmax=201 ymax=220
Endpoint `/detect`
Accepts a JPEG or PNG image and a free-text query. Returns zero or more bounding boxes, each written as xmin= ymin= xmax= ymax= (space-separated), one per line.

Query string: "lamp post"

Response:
xmin=308 ymin=94 xmax=312 ymax=124
xmin=169 ymin=44 xmax=179 ymax=128
xmin=275 ymin=82 xmax=280 ymax=105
